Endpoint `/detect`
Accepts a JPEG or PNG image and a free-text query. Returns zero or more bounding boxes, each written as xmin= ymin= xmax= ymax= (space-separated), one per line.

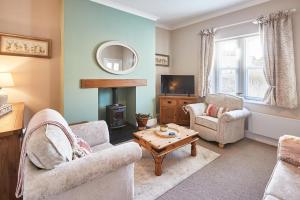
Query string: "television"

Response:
xmin=161 ymin=75 xmax=195 ymax=96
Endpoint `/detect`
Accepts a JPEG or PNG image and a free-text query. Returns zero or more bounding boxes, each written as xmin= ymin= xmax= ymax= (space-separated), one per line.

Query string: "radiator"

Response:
xmin=247 ymin=112 xmax=300 ymax=139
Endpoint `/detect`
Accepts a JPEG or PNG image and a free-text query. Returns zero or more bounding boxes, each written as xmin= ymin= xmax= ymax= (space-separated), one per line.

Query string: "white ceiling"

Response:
xmin=91 ymin=0 xmax=271 ymax=30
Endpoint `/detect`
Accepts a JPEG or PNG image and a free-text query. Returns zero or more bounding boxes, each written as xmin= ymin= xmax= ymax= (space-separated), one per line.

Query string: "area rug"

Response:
xmin=134 ymin=141 xmax=220 ymax=200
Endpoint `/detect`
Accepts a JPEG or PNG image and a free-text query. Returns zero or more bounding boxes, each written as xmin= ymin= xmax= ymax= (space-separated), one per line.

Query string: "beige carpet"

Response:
xmin=157 ymin=139 xmax=277 ymax=200
xmin=134 ymin=142 xmax=220 ymax=200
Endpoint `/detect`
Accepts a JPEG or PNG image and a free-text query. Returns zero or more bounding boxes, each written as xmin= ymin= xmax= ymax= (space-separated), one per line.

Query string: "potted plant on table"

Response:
xmin=136 ymin=113 xmax=151 ymax=130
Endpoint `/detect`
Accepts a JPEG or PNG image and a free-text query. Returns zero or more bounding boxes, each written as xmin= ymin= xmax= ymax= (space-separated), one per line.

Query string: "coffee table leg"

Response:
xmin=191 ymin=141 xmax=197 ymax=157
xmin=154 ymin=156 xmax=163 ymax=176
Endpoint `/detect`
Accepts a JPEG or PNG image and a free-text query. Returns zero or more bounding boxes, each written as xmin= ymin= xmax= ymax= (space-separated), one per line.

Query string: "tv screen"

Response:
xmin=161 ymin=75 xmax=195 ymax=95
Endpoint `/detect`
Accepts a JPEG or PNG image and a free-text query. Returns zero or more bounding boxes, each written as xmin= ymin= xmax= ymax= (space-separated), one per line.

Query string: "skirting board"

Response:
xmin=245 ymin=131 xmax=278 ymax=147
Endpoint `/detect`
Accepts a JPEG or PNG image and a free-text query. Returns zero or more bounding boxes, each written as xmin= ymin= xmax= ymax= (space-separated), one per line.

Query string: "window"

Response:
xmin=103 ymin=58 xmax=122 ymax=71
xmin=214 ymin=35 xmax=268 ymax=101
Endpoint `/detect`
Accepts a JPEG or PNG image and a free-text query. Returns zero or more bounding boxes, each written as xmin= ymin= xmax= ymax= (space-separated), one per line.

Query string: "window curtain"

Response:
xmin=258 ymin=10 xmax=298 ymax=109
xmin=199 ymin=29 xmax=215 ymax=97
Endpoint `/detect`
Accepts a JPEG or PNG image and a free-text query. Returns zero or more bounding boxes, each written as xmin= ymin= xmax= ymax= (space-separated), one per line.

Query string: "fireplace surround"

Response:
xmin=80 ymin=78 xmax=147 ymax=125
xmin=80 ymin=79 xmax=148 ymax=143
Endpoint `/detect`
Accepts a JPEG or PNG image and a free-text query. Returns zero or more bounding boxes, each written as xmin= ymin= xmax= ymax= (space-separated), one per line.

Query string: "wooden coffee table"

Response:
xmin=133 ymin=123 xmax=199 ymax=176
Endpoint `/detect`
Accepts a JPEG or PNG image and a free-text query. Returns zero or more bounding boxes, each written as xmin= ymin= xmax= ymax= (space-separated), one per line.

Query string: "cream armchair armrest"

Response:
xmin=24 ymin=142 xmax=142 ymax=200
xmin=70 ymin=121 xmax=109 ymax=146
xmin=186 ymin=103 xmax=207 ymax=117
xmin=220 ymin=108 xmax=250 ymax=122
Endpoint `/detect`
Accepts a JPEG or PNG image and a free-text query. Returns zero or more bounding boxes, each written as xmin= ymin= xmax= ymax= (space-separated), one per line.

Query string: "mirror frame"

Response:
xmin=96 ymin=41 xmax=139 ymax=75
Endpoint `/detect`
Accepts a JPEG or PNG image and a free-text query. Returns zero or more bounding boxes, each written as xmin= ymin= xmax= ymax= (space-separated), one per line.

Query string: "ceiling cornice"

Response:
xmin=90 ymin=0 xmax=271 ymax=30
xmin=168 ymin=0 xmax=272 ymax=30
xmin=156 ymin=23 xmax=172 ymax=31
xmin=90 ymin=0 xmax=159 ymax=21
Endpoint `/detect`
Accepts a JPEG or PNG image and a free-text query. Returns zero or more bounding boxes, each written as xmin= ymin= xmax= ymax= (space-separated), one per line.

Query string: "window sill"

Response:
xmin=243 ymin=99 xmax=266 ymax=105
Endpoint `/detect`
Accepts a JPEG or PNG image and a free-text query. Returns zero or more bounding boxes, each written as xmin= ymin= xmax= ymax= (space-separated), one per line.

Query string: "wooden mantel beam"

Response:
xmin=80 ymin=79 xmax=147 ymax=88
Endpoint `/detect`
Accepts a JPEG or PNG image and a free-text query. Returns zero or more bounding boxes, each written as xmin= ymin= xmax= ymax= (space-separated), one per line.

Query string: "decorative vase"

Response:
xmin=136 ymin=117 xmax=149 ymax=130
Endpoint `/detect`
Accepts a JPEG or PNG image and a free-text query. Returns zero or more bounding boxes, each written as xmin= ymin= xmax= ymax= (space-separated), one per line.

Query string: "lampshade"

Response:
xmin=0 ymin=72 xmax=14 ymax=88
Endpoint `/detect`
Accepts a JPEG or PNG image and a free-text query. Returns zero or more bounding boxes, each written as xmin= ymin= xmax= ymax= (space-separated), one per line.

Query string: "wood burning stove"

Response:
xmin=106 ymin=88 xmax=127 ymax=129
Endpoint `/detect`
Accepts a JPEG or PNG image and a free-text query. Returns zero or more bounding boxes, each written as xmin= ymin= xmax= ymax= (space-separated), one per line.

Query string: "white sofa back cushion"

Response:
xmin=27 ymin=124 xmax=73 ymax=169
xmin=206 ymin=93 xmax=243 ymax=110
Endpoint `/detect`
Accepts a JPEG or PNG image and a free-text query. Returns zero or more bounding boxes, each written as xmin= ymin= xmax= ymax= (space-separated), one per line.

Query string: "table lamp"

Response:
xmin=0 ymin=72 xmax=14 ymax=107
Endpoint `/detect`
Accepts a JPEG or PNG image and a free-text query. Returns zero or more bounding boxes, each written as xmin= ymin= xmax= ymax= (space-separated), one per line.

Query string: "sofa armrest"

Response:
xmin=278 ymin=135 xmax=300 ymax=167
xmin=70 ymin=121 xmax=109 ymax=146
xmin=186 ymin=103 xmax=206 ymax=117
xmin=24 ymin=142 xmax=142 ymax=200
xmin=220 ymin=108 xmax=250 ymax=122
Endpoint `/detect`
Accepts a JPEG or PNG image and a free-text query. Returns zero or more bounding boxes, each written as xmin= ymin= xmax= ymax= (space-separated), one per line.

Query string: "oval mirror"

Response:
xmin=96 ymin=41 xmax=139 ymax=75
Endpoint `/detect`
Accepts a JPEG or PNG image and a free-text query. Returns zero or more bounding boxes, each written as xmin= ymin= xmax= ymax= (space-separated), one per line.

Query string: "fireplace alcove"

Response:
xmin=80 ymin=79 xmax=147 ymax=144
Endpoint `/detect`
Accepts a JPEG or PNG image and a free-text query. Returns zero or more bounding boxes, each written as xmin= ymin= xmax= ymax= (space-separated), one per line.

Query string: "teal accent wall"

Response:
xmin=63 ymin=0 xmax=156 ymax=123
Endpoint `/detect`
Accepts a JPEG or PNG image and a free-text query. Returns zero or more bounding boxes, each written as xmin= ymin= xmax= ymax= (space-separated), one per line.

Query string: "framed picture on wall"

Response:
xmin=156 ymin=54 xmax=169 ymax=66
xmin=0 ymin=33 xmax=52 ymax=58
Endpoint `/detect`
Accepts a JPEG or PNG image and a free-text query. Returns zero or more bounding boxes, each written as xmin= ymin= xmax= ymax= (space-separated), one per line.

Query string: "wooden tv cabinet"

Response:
xmin=159 ymin=96 xmax=198 ymax=126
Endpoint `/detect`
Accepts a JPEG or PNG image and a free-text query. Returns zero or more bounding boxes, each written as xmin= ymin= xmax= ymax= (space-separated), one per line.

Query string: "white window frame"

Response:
xmin=213 ymin=33 xmax=266 ymax=101
xmin=103 ymin=58 xmax=123 ymax=71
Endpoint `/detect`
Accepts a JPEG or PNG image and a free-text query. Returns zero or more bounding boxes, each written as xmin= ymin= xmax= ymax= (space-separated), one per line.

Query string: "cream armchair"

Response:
xmin=187 ymin=94 xmax=250 ymax=148
xmin=23 ymin=121 xmax=142 ymax=200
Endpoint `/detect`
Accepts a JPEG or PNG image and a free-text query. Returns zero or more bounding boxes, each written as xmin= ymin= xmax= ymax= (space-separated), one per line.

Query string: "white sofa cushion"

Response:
xmin=27 ymin=124 xmax=73 ymax=169
xmin=263 ymin=160 xmax=300 ymax=200
xmin=195 ymin=116 xmax=218 ymax=130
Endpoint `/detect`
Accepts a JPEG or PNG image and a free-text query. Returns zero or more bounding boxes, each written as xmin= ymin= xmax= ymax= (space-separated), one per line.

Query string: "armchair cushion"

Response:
xmin=205 ymin=104 xmax=230 ymax=118
xmin=195 ymin=116 xmax=218 ymax=130
xmin=278 ymin=135 xmax=300 ymax=167
xmin=205 ymin=104 xmax=219 ymax=117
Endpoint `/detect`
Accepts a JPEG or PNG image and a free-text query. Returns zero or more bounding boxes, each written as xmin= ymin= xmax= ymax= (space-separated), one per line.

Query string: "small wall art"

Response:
xmin=155 ymin=54 xmax=169 ymax=66
xmin=0 ymin=33 xmax=51 ymax=58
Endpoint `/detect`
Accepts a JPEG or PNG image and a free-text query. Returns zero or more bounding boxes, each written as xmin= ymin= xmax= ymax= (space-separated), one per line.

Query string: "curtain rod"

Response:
xmin=214 ymin=8 xmax=296 ymax=31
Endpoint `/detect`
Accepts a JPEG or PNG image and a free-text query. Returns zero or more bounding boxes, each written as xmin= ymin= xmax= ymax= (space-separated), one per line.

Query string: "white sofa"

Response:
xmin=187 ymin=94 xmax=250 ymax=148
xmin=23 ymin=121 xmax=142 ymax=200
xmin=263 ymin=136 xmax=300 ymax=200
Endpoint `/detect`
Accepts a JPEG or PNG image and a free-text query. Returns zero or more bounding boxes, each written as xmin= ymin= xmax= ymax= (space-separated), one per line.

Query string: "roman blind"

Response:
xmin=215 ymin=22 xmax=258 ymax=40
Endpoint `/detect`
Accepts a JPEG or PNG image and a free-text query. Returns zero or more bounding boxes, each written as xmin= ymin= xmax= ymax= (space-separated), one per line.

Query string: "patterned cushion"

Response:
xmin=206 ymin=104 xmax=218 ymax=117
xmin=217 ymin=107 xmax=230 ymax=118
xmin=195 ymin=116 xmax=218 ymax=130
xmin=77 ymin=137 xmax=92 ymax=154
xmin=205 ymin=104 xmax=229 ymax=118
xmin=278 ymin=135 xmax=300 ymax=167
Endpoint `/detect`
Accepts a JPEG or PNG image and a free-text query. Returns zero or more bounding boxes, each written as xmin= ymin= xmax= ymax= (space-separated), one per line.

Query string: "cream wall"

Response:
xmin=170 ymin=0 xmax=300 ymax=119
xmin=0 ymin=0 xmax=62 ymax=124
xmin=155 ymin=27 xmax=171 ymax=112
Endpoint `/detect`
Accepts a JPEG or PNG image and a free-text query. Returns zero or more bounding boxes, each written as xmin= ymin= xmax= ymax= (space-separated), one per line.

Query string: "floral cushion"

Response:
xmin=204 ymin=103 xmax=229 ymax=118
